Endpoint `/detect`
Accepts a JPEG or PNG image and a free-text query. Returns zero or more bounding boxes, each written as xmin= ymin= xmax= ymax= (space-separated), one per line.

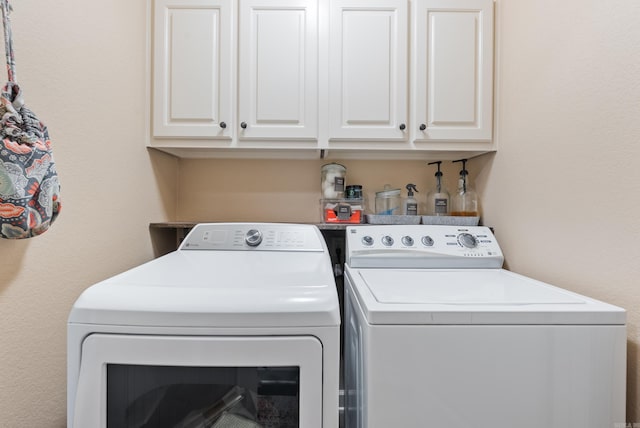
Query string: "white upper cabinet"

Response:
xmin=149 ymin=0 xmax=496 ymax=158
xmin=411 ymin=0 xmax=494 ymax=143
xmin=238 ymin=0 xmax=318 ymax=140
xmin=153 ymin=0 xmax=233 ymax=138
xmin=328 ymin=0 xmax=408 ymax=142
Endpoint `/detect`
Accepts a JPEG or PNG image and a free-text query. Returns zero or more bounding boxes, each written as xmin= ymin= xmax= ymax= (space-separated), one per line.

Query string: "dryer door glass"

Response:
xmin=107 ymin=365 xmax=299 ymax=427
xmin=70 ymin=334 xmax=323 ymax=428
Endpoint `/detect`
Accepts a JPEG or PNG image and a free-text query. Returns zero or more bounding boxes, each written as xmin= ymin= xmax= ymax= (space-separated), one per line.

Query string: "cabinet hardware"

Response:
xmin=240 ymin=122 xmax=247 ymax=129
xmin=220 ymin=122 xmax=227 ymax=129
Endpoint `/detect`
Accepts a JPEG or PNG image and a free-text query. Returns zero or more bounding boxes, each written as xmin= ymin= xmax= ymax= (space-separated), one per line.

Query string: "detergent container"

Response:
xmin=426 ymin=161 xmax=450 ymax=216
xmin=451 ymin=159 xmax=479 ymax=217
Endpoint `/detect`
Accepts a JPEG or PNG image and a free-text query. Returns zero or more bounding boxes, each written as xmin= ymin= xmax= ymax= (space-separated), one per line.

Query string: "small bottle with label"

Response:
xmin=403 ymin=184 xmax=419 ymax=216
xmin=426 ymin=161 xmax=449 ymax=216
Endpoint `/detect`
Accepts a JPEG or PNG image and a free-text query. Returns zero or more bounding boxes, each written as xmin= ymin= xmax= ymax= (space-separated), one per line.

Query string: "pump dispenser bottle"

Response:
xmin=451 ymin=159 xmax=479 ymax=217
xmin=426 ymin=161 xmax=449 ymax=215
xmin=403 ymin=184 xmax=419 ymax=215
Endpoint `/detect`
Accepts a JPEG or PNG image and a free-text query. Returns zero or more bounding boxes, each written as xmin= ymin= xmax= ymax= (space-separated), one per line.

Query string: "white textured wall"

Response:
xmin=0 ymin=1 xmax=177 ymax=426
xmin=177 ymin=159 xmax=460 ymax=223
xmin=474 ymin=0 xmax=640 ymax=421
xmin=2 ymin=0 xmax=638 ymax=425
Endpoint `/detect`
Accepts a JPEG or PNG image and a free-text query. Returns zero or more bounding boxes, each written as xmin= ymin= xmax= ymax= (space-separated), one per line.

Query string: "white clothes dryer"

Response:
xmin=68 ymin=223 xmax=340 ymax=428
xmin=344 ymin=225 xmax=626 ymax=428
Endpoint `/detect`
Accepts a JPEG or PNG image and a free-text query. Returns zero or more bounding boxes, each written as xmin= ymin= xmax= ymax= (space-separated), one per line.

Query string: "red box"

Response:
xmin=321 ymin=199 xmax=364 ymax=224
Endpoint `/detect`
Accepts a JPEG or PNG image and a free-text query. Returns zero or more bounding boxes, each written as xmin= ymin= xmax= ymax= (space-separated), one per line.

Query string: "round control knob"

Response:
xmin=245 ymin=229 xmax=263 ymax=247
xmin=421 ymin=236 xmax=434 ymax=247
xmin=457 ymin=233 xmax=478 ymax=249
xmin=401 ymin=236 xmax=414 ymax=247
xmin=362 ymin=236 xmax=374 ymax=246
xmin=381 ymin=235 xmax=394 ymax=247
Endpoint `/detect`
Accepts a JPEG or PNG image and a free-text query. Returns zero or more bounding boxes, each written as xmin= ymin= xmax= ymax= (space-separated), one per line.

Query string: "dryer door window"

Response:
xmin=107 ymin=365 xmax=299 ymax=427
xmin=71 ymin=334 xmax=323 ymax=428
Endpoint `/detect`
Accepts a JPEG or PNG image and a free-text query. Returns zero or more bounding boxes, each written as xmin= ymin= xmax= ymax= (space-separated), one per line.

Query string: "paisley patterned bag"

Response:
xmin=0 ymin=0 xmax=61 ymax=238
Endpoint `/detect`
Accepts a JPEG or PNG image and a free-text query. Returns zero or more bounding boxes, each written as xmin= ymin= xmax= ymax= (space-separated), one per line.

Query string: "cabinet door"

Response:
xmin=238 ymin=0 xmax=318 ymax=140
xmin=411 ymin=0 xmax=494 ymax=142
xmin=153 ymin=0 xmax=233 ymax=138
xmin=329 ymin=0 xmax=408 ymax=141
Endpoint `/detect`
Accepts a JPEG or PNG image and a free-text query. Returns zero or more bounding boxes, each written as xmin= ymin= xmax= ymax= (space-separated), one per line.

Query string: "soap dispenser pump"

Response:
xmin=403 ymin=184 xmax=419 ymax=216
xmin=426 ymin=161 xmax=449 ymax=216
xmin=451 ymin=159 xmax=479 ymax=217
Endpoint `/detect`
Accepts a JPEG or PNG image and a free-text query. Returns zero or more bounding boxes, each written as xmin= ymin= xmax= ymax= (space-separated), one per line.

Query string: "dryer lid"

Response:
xmin=348 ymin=268 xmax=625 ymax=325
xmin=69 ymin=250 xmax=340 ymax=328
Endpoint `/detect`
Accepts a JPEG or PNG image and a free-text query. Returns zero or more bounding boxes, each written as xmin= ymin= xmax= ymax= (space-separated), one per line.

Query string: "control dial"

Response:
xmin=457 ymin=233 xmax=478 ymax=249
xmin=421 ymin=236 xmax=434 ymax=247
xmin=245 ymin=229 xmax=263 ymax=247
xmin=381 ymin=235 xmax=394 ymax=247
xmin=362 ymin=236 xmax=374 ymax=246
xmin=401 ymin=236 xmax=414 ymax=247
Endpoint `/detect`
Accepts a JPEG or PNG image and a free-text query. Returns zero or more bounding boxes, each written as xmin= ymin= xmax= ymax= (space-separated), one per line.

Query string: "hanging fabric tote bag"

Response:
xmin=0 ymin=0 xmax=61 ymax=239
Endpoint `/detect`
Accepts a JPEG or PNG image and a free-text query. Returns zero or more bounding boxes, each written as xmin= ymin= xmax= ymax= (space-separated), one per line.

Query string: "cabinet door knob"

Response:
xmin=419 ymin=124 xmax=426 ymax=131
xmin=219 ymin=121 xmax=227 ymax=129
xmin=240 ymin=122 xmax=248 ymax=129
xmin=399 ymin=123 xmax=406 ymax=131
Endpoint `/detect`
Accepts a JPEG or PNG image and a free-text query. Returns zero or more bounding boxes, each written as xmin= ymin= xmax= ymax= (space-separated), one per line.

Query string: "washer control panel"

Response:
xmin=180 ymin=223 xmax=325 ymax=252
xmin=346 ymin=225 xmax=503 ymax=269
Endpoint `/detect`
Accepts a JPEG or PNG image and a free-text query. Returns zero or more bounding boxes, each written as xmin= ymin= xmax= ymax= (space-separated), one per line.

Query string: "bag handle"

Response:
xmin=1 ymin=0 xmax=16 ymax=83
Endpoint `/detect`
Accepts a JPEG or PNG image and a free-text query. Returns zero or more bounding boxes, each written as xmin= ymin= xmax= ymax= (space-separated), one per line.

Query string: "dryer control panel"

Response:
xmin=179 ymin=223 xmax=326 ymax=252
xmin=346 ymin=225 xmax=504 ymax=269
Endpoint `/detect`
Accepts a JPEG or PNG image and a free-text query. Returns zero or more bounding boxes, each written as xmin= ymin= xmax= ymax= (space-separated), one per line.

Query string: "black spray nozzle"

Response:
xmin=406 ymin=183 xmax=418 ymax=196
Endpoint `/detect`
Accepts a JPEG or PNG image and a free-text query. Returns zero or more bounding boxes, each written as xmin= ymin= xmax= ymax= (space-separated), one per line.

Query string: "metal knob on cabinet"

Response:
xmin=219 ymin=122 xmax=227 ymax=129
xmin=399 ymin=123 xmax=406 ymax=131
xmin=240 ymin=122 xmax=248 ymax=129
xmin=419 ymin=124 xmax=426 ymax=131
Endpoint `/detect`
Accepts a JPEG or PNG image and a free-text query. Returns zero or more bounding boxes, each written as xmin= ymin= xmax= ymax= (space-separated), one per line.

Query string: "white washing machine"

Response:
xmin=68 ymin=223 xmax=340 ymax=428
xmin=344 ymin=225 xmax=626 ymax=428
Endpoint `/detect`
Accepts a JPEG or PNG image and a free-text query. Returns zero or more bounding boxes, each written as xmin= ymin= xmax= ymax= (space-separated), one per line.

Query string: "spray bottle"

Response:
xmin=426 ymin=161 xmax=449 ymax=216
xmin=403 ymin=184 xmax=419 ymax=216
xmin=451 ymin=159 xmax=479 ymax=217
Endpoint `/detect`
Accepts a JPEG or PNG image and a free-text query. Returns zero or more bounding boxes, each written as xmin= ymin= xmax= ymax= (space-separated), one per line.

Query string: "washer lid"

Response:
xmin=69 ymin=250 xmax=340 ymax=328
xmin=348 ymin=268 xmax=625 ymax=325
